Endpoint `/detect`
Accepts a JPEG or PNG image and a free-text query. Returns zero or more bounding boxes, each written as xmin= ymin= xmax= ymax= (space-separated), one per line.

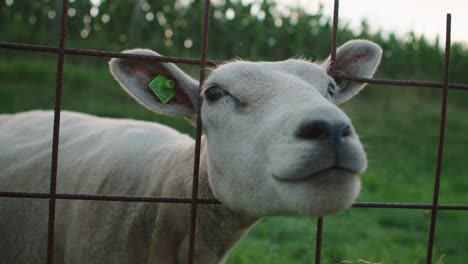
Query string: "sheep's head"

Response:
xmin=109 ymin=40 xmax=382 ymax=217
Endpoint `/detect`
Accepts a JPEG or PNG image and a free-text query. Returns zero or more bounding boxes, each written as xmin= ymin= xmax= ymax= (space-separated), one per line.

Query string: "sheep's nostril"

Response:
xmin=296 ymin=121 xmax=331 ymax=140
xmin=342 ymin=125 xmax=351 ymax=137
xmin=296 ymin=121 xmax=352 ymax=143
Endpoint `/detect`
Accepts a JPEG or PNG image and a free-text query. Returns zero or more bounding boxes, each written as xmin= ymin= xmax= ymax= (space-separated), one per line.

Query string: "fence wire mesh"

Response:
xmin=0 ymin=0 xmax=467 ymax=263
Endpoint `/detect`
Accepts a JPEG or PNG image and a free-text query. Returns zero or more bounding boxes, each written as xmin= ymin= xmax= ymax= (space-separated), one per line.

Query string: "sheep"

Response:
xmin=0 ymin=40 xmax=382 ymax=264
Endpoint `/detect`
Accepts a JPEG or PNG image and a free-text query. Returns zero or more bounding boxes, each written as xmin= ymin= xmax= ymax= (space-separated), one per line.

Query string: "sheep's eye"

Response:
xmin=204 ymin=86 xmax=225 ymax=102
xmin=327 ymin=83 xmax=335 ymax=97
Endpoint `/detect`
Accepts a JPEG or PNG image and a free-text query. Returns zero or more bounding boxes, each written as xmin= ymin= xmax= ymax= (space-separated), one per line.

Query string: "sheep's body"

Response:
xmin=0 ymin=111 xmax=252 ymax=263
xmin=0 ymin=40 xmax=382 ymax=263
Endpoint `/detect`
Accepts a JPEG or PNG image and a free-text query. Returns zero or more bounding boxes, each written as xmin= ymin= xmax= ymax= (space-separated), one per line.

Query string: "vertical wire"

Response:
xmin=187 ymin=0 xmax=211 ymax=263
xmin=315 ymin=217 xmax=324 ymax=264
xmin=330 ymin=0 xmax=339 ymax=70
xmin=426 ymin=13 xmax=451 ymax=264
xmin=47 ymin=0 xmax=69 ymax=263
xmin=315 ymin=1 xmax=340 ymax=263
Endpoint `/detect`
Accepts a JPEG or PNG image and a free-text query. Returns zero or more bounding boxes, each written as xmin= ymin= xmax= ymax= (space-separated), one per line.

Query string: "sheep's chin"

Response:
xmin=273 ymin=168 xmax=361 ymax=216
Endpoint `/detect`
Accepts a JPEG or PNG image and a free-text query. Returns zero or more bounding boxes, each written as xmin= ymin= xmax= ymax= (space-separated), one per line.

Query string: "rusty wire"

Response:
xmin=46 ymin=0 xmax=69 ymax=262
xmin=1 ymin=191 xmax=467 ymax=210
xmin=315 ymin=217 xmax=324 ymax=263
xmin=0 ymin=0 xmax=467 ymax=263
xmin=187 ymin=0 xmax=212 ymax=261
xmin=0 ymin=42 xmax=220 ymax=66
xmin=2 ymin=41 xmax=468 ymax=91
xmin=425 ymin=13 xmax=452 ymax=264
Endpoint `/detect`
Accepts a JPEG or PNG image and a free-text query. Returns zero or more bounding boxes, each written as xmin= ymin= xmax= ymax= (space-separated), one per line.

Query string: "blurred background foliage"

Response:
xmin=1 ymin=0 xmax=467 ymax=263
xmin=1 ymin=0 xmax=468 ymax=83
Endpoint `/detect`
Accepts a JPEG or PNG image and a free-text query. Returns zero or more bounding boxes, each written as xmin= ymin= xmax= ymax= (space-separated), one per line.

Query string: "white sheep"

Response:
xmin=0 ymin=40 xmax=382 ymax=264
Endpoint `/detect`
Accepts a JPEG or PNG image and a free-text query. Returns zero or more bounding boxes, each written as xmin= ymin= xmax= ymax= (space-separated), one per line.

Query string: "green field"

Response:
xmin=1 ymin=53 xmax=467 ymax=263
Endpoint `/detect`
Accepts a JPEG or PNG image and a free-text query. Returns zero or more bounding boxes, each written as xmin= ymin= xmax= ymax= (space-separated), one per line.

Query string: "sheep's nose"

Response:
xmin=296 ymin=120 xmax=352 ymax=143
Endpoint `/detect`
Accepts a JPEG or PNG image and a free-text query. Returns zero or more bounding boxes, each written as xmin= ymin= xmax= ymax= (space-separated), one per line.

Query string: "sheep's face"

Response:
xmin=110 ymin=40 xmax=382 ymax=217
xmin=202 ymin=60 xmax=363 ymax=217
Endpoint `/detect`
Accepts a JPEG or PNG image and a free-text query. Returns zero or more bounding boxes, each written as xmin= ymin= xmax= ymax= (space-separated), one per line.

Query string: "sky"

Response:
xmin=282 ymin=0 xmax=468 ymax=45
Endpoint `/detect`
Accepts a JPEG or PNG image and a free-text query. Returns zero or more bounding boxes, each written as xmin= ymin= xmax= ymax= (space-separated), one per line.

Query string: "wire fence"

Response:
xmin=0 ymin=0 xmax=467 ymax=263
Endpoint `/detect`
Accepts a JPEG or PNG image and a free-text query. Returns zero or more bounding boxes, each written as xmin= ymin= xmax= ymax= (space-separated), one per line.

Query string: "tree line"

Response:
xmin=1 ymin=0 xmax=467 ymax=83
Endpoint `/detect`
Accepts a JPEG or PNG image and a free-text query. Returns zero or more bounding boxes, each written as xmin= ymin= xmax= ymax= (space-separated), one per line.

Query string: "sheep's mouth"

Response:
xmin=273 ymin=166 xmax=358 ymax=182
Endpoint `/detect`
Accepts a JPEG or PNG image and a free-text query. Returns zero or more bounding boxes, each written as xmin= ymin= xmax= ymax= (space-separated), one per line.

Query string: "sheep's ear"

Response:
xmin=109 ymin=49 xmax=199 ymax=119
xmin=322 ymin=40 xmax=382 ymax=104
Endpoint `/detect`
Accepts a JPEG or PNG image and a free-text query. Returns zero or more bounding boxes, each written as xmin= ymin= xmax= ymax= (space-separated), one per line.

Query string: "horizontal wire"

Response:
xmin=1 ymin=191 xmax=467 ymax=210
xmin=339 ymin=75 xmax=468 ymax=91
xmin=0 ymin=42 xmax=220 ymax=66
xmin=1 ymin=41 xmax=468 ymax=90
xmin=0 ymin=192 xmax=220 ymax=204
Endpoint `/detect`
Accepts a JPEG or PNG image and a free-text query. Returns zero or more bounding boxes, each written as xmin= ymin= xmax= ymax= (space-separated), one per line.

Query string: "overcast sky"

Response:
xmin=284 ymin=0 xmax=468 ymax=44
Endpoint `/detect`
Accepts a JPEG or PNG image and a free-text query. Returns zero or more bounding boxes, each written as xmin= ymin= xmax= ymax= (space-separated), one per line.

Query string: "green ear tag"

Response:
xmin=148 ymin=75 xmax=175 ymax=104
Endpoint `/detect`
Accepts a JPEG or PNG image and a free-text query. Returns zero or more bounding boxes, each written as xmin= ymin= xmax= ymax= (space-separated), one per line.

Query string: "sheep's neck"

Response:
xmin=148 ymin=136 xmax=258 ymax=263
xmin=179 ymin=137 xmax=259 ymax=263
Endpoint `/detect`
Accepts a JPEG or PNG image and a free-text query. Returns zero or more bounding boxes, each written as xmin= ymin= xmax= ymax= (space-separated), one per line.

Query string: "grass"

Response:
xmin=1 ymin=54 xmax=467 ymax=263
